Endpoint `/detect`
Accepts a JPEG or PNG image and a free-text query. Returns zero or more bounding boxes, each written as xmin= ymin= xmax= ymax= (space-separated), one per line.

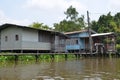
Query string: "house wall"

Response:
xmin=0 ymin=26 xmax=67 ymax=52
xmin=79 ymin=38 xmax=85 ymax=49
xmin=1 ymin=27 xmax=51 ymax=51
xmin=79 ymin=32 xmax=89 ymax=37
xmin=68 ymin=33 xmax=79 ymax=38
xmin=66 ymin=38 xmax=80 ymax=51
xmin=38 ymin=31 xmax=51 ymax=43
xmin=66 ymin=45 xmax=80 ymax=51
xmin=22 ymin=28 xmax=51 ymax=50
xmin=53 ymin=36 xmax=66 ymax=52
xmin=21 ymin=41 xmax=51 ymax=50
xmin=22 ymin=28 xmax=38 ymax=42
xmin=1 ymin=27 xmax=22 ymax=50
xmin=66 ymin=32 xmax=89 ymax=51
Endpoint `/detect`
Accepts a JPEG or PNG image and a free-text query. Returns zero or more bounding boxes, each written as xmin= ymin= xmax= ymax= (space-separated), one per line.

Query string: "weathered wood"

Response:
xmin=65 ymin=54 xmax=68 ymax=60
xmin=35 ymin=55 xmax=39 ymax=62
xmin=50 ymin=54 xmax=54 ymax=59
xmin=14 ymin=55 xmax=18 ymax=61
xmin=0 ymin=52 xmax=104 ymax=56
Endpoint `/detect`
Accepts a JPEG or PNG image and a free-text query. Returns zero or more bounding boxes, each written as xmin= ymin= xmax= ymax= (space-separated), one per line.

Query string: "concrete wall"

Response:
xmin=1 ymin=27 xmax=22 ymax=50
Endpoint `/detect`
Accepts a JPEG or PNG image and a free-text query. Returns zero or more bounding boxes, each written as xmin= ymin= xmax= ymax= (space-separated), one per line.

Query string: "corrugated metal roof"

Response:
xmin=0 ymin=23 xmax=69 ymax=38
xmin=91 ymin=32 xmax=114 ymax=37
xmin=64 ymin=29 xmax=97 ymax=35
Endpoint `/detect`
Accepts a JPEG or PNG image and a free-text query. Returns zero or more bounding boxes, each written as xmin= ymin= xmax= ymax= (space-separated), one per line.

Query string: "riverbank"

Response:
xmin=0 ymin=52 xmax=119 ymax=62
xmin=0 ymin=54 xmax=77 ymax=61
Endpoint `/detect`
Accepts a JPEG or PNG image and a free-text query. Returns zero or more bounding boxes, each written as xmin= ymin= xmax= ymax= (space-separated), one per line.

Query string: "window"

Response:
xmin=5 ymin=36 xmax=8 ymax=42
xmin=76 ymin=40 xmax=78 ymax=44
xmin=15 ymin=35 xmax=19 ymax=41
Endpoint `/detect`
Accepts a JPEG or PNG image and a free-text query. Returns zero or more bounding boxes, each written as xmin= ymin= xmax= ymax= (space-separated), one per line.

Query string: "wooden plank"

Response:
xmin=0 ymin=52 xmax=97 ymax=56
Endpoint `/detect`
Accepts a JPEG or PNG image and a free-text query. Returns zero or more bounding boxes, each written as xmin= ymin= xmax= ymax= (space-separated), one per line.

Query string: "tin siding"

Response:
xmin=22 ymin=29 xmax=38 ymax=42
xmin=22 ymin=29 xmax=51 ymax=50
xmin=1 ymin=27 xmax=22 ymax=50
xmin=22 ymin=41 xmax=51 ymax=50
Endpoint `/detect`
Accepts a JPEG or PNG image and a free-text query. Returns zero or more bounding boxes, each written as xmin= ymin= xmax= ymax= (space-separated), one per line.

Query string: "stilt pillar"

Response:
xmin=65 ymin=54 xmax=68 ymax=60
xmin=14 ymin=55 xmax=18 ymax=61
xmin=35 ymin=55 xmax=39 ymax=62
xmin=50 ymin=54 xmax=54 ymax=59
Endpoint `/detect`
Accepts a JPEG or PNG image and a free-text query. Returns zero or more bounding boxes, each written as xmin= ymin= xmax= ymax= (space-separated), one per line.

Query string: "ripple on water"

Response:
xmin=54 ymin=76 xmax=64 ymax=80
xmin=83 ymin=75 xmax=102 ymax=80
xmin=33 ymin=75 xmax=64 ymax=80
xmin=91 ymin=73 xmax=101 ymax=77
xmin=113 ymin=79 xmax=120 ymax=80
xmin=35 ymin=76 xmax=52 ymax=80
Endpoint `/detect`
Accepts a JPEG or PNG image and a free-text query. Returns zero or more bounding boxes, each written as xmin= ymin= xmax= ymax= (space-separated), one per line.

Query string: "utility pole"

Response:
xmin=87 ymin=11 xmax=92 ymax=55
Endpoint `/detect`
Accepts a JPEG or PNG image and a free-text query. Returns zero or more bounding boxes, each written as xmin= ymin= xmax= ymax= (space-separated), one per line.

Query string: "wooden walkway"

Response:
xmin=0 ymin=52 xmax=96 ymax=56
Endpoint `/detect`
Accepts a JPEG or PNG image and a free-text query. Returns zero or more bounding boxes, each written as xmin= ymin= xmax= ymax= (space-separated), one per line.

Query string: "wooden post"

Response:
xmin=78 ymin=54 xmax=80 ymax=58
xmin=87 ymin=11 xmax=92 ymax=55
xmin=75 ymin=54 xmax=78 ymax=59
xmin=65 ymin=54 xmax=68 ymax=60
xmin=21 ymin=50 xmax=23 ymax=53
xmin=35 ymin=55 xmax=39 ymax=62
xmin=51 ymin=54 xmax=54 ymax=59
xmin=14 ymin=55 xmax=18 ymax=61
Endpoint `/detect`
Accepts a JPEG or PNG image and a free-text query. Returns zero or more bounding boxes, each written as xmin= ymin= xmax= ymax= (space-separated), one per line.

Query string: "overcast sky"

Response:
xmin=0 ymin=0 xmax=120 ymax=27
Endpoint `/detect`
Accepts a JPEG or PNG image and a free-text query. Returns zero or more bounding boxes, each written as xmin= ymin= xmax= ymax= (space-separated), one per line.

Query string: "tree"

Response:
xmin=91 ymin=21 xmax=98 ymax=32
xmin=54 ymin=6 xmax=85 ymax=32
xmin=91 ymin=12 xmax=117 ymax=33
xmin=91 ymin=12 xmax=120 ymax=48
xmin=64 ymin=5 xmax=78 ymax=21
xmin=29 ymin=22 xmax=52 ymax=30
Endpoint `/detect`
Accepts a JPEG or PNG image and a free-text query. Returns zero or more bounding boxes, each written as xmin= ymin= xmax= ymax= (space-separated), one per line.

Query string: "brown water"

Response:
xmin=0 ymin=57 xmax=120 ymax=80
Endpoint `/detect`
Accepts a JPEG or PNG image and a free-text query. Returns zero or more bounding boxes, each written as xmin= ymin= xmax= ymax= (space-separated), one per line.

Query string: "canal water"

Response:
xmin=0 ymin=57 xmax=120 ymax=80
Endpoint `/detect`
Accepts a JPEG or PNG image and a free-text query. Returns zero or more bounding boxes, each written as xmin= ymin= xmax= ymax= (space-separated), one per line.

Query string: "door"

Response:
xmin=85 ymin=38 xmax=89 ymax=50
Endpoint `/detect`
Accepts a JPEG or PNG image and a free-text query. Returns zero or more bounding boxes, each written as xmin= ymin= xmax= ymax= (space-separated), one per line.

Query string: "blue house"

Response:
xmin=65 ymin=29 xmax=96 ymax=53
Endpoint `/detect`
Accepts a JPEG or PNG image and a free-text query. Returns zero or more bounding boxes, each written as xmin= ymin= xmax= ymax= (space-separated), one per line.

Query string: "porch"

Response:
xmin=91 ymin=32 xmax=116 ymax=54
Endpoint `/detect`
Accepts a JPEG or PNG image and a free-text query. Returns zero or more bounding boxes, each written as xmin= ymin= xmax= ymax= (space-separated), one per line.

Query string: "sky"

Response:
xmin=0 ymin=0 xmax=120 ymax=27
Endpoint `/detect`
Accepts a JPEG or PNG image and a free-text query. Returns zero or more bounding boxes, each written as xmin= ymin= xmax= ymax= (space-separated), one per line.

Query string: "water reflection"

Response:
xmin=0 ymin=58 xmax=120 ymax=80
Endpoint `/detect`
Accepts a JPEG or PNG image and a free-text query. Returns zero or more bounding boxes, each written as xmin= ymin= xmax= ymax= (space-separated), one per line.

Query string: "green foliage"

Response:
xmin=29 ymin=22 xmax=52 ymax=30
xmin=116 ymin=44 xmax=120 ymax=52
xmin=54 ymin=6 xmax=85 ymax=32
xmin=39 ymin=55 xmax=50 ymax=59
xmin=19 ymin=56 xmax=35 ymax=61
xmin=91 ymin=12 xmax=120 ymax=52
xmin=0 ymin=54 xmax=78 ymax=62
xmin=64 ymin=5 xmax=78 ymax=21
xmin=0 ymin=56 xmax=15 ymax=61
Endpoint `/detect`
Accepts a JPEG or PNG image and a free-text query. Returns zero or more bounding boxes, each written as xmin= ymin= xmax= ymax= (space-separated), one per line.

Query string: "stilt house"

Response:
xmin=0 ymin=24 xmax=68 ymax=53
xmin=65 ymin=29 xmax=116 ymax=54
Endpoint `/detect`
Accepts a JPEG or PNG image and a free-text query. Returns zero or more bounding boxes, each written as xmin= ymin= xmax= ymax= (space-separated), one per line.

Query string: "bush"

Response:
xmin=116 ymin=44 xmax=120 ymax=52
